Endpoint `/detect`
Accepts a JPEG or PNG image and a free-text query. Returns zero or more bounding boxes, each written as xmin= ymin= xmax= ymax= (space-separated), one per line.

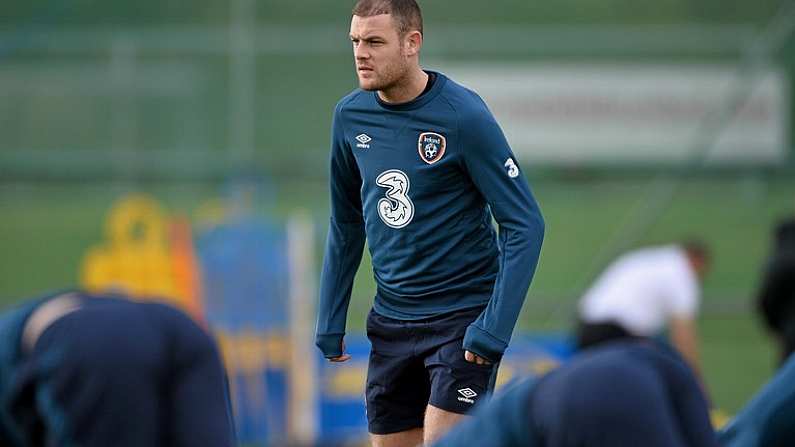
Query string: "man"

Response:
xmin=314 ymin=1 xmax=545 ymax=445
xmin=719 ymin=217 xmax=795 ymax=446
xmin=434 ymin=339 xmax=717 ymax=447
xmin=756 ymin=218 xmax=795 ymax=362
xmin=576 ymin=241 xmax=710 ymax=376
xmin=432 ymin=340 xmax=718 ymax=447
xmin=0 ymin=290 xmax=235 ymax=447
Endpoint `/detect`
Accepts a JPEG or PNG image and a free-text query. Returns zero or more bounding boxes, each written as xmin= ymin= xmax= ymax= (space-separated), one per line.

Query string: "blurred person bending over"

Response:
xmin=576 ymin=241 xmax=711 ymax=377
xmin=0 ymin=290 xmax=235 ymax=447
xmin=432 ymin=339 xmax=718 ymax=447
xmin=314 ymin=0 xmax=545 ymax=445
xmin=720 ymin=217 xmax=795 ymax=446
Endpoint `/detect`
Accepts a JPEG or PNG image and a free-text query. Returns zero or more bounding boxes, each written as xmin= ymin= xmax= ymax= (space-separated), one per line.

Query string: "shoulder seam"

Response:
xmin=336 ymin=89 xmax=367 ymax=137
xmin=336 ymin=92 xmax=357 ymax=139
xmin=439 ymin=91 xmax=461 ymax=148
xmin=440 ymin=90 xmax=469 ymax=168
xmin=340 ymin=89 xmax=365 ymax=109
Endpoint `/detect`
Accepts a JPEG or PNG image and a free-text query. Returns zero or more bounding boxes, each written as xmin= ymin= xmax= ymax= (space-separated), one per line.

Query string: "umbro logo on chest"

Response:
xmin=355 ymin=133 xmax=371 ymax=149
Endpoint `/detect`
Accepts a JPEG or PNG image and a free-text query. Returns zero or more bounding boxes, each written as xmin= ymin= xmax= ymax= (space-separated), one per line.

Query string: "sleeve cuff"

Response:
xmin=463 ymin=324 xmax=508 ymax=363
xmin=315 ymin=333 xmax=345 ymax=358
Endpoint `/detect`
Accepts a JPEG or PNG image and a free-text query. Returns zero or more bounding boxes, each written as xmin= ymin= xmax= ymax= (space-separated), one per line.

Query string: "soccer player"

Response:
xmin=0 ymin=290 xmax=235 ymax=447
xmin=432 ymin=340 xmax=718 ymax=447
xmin=756 ymin=218 xmax=795 ymax=363
xmin=576 ymin=241 xmax=711 ymax=376
xmin=314 ymin=0 xmax=545 ymax=445
xmin=719 ymin=218 xmax=795 ymax=446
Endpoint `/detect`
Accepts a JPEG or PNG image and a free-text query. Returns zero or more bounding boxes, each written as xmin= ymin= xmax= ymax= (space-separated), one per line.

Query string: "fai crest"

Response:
xmin=418 ymin=132 xmax=446 ymax=165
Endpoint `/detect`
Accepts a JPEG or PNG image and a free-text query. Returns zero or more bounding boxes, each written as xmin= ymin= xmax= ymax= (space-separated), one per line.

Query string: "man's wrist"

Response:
xmin=463 ymin=325 xmax=507 ymax=363
xmin=315 ymin=333 xmax=345 ymax=358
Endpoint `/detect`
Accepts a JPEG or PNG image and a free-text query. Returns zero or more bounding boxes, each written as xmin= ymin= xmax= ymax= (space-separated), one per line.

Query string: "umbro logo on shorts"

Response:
xmin=457 ymin=388 xmax=477 ymax=404
xmin=355 ymin=133 xmax=372 ymax=149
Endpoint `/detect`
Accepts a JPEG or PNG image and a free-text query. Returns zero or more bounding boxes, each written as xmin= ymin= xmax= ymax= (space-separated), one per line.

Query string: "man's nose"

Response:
xmin=354 ymin=45 xmax=369 ymax=60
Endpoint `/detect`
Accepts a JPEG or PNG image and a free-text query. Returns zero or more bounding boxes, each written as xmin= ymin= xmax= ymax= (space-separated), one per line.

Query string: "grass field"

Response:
xmin=0 ymin=175 xmax=791 ymax=413
xmin=1 ymin=2 xmax=792 ymax=444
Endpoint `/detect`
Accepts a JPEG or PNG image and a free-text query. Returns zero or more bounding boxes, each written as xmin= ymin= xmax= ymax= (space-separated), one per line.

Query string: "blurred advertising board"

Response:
xmin=442 ymin=63 xmax=788 ymax=166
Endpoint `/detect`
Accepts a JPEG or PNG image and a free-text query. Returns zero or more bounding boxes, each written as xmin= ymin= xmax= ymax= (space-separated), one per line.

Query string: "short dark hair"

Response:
xmin=683 ymin=239 xmax=711 ymax=263
xmin=352 ymin=0 xmax=423 ymax=36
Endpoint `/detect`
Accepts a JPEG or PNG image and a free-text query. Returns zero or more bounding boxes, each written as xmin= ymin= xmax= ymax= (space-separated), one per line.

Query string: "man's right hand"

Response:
xmin=328 ymin=340 xmax=351 ymax=362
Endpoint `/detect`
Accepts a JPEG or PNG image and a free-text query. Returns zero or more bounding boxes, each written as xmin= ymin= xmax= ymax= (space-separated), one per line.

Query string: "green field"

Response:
xmin=1 ymin=175 xmax=791 ymax=412
xmin=1 ymin=0 xmax=793 ymax=427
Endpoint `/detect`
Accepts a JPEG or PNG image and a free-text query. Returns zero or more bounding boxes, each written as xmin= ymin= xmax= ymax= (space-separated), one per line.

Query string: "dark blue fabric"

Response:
xmin=0 ymin=299 xmax=49 ymax=446
xmin=364 ymin=307 xmax=498 ymax=434
xmin=719 ymin=352 xmax=795 ymax=446
xmin=434 ymin=341 xmax=717 ymax=447
xmin=0 ymin=292 xmax=234 ymax=447
xmin=316 ymin=70 xmax=545 ymax=361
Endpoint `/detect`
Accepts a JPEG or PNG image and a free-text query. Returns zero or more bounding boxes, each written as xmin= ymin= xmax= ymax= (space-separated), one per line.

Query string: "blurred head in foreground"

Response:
xmin=0 ymin=290 xmax=234 ymax=447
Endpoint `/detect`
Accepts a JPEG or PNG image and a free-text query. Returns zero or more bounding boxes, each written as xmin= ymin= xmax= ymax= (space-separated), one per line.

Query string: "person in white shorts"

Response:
xmin=576 ymin=241 xmax=711 ymax=377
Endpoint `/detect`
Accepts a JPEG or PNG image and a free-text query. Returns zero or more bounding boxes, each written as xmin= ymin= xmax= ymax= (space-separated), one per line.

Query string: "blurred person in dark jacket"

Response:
xmin=719 ymin=217 xmax=795 ymax=447
xmin=757 ymin=218 xmax=795 ymax=362
xmin=0 ymin=290 xmax=235 ymax=447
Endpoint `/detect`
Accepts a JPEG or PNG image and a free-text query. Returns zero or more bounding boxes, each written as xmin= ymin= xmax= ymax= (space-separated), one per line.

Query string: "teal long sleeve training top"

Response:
xmin=315 ymin=71 xmax=545 ymax=362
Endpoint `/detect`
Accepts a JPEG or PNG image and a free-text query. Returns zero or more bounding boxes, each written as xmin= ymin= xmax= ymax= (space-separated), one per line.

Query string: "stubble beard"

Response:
xmin=359 ymin=57 xmax=409 ymax=93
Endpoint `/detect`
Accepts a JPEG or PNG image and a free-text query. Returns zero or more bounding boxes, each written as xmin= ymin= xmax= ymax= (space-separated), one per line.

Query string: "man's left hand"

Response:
xmin=465 ymin=350 xmax=491 ymax=365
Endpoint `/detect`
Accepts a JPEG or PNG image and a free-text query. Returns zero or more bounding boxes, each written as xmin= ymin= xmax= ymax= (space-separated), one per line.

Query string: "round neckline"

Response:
xmin=374 ymin=70 xmax=446 ymax=112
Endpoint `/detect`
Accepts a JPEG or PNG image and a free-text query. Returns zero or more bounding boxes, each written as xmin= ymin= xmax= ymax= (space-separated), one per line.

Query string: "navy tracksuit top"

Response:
xmin=315 ymin=71 xmax=545 ymax=361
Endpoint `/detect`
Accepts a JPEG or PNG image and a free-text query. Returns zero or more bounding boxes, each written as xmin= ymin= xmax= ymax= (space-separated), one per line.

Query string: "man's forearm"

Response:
xmin=315 ymin=218 xmax=365 ymax=357
xmin=464 ymin=219 xmax=544 ymax=361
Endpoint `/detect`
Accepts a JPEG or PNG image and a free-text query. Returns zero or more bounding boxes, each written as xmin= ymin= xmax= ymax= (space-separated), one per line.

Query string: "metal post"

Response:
xmin=287 ymin=212 xmax=318 ymax=444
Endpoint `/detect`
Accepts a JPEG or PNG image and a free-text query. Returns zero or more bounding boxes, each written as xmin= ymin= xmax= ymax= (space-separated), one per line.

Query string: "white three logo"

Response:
xmin=505 ymin=158 xmax=519 ymax=178
xmin=375 ymin=170 xmax=414 ymax=229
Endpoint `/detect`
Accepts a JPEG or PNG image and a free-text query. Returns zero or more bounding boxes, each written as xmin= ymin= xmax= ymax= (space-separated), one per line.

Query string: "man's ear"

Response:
xmin=404 ymin=30 xmax=422 ymax=56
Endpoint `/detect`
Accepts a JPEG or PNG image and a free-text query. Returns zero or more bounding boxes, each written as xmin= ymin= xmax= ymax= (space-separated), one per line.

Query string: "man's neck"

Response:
xmin=377 ymin=67 xmax=429 ymax=104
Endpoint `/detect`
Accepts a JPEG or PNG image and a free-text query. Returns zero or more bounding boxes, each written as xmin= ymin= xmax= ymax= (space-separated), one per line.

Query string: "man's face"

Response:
xmin=349 ymin=14 xmax=409 ymax=92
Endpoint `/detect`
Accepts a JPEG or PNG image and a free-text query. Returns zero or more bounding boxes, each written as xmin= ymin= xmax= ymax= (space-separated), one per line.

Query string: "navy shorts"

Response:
xmin=365 ymin=306 xmax=499 ymax=435
xmin=9 ymin=297 xmax=234 ymax=447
